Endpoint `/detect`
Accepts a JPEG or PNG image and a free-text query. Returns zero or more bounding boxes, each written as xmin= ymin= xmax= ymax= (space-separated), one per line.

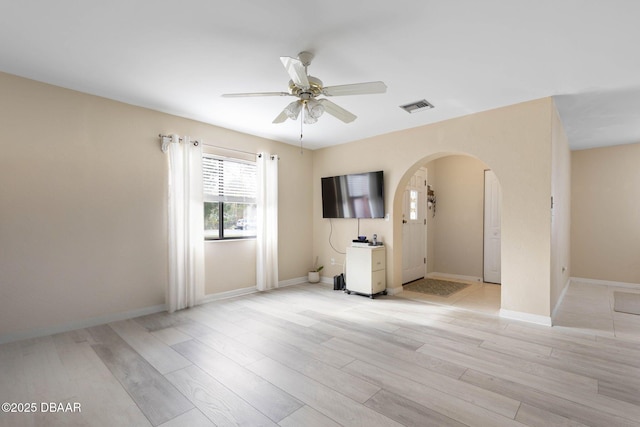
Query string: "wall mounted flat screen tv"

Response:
xmin=321 ymin=171 xmax=384 ymax=219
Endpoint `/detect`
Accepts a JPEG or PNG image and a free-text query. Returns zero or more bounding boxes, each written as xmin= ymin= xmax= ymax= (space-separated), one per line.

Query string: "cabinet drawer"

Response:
xmin=371 ymin=249 xmax=386 ymax=271
xmin=371 ymin=270 xmax=386 ymax=293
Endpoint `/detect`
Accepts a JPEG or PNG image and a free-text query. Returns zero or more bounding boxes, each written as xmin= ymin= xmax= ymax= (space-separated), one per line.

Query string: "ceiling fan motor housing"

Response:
xmin=289 ymin=76 xmax=323 ymax=97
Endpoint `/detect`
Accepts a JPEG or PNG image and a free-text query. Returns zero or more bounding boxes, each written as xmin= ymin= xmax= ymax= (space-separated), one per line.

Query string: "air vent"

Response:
xmin=400 ymin=99 xmax=434 ymax=113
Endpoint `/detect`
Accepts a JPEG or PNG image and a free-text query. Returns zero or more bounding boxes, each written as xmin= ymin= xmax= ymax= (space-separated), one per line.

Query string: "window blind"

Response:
xmin=203 ymin=155 xmax=257 ymax=203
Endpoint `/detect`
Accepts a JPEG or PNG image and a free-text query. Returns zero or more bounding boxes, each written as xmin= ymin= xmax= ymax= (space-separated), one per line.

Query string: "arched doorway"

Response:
xmin=393 ymin=153 xmax=502 ymax=314
xmin=312 ymin=98 xmax=557 ymax=324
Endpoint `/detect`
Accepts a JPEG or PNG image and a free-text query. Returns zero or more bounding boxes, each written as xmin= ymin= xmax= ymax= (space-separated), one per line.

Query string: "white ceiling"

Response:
xmin=1 ymin=1 xmax=639 ymax=151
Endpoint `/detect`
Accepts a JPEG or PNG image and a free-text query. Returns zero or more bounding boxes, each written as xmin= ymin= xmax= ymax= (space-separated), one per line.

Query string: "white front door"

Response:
xmin=402 ymin=168 xmax=427 ymax=284
xmin=483 ymin=170 xmax=502 ymax=284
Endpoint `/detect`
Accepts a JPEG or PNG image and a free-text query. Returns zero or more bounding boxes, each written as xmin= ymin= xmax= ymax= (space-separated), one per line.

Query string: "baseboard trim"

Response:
xmin=200 ymin=276 xmax=309 ymax=304
xmin=427 ymin=272 xmax=483 ymax=283
xmin=551 ymin=277 xmax=572 ymax=321
xmin=318 ymin=281 xmax=334 ymax=289
xmin=0 ymin=304 xmax=167 ymax=345
xmin=200 ymin=286 xmax=258 ymax=304
xmin=571 ymin=277 xmax=640 ymax=290
xmin=278 ymin=276 xmax=308 ymax=288
xmin=386 ymin=286 xmax=403 ymax=296
xmin=499 ymin=308 xmax=552 ymax=326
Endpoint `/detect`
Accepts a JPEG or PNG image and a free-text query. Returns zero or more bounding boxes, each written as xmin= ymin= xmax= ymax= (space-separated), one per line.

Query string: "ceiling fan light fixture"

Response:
xmin=284 ymin=101 xmax=302 ymax=120
xmin=303 ymin=112 xmax=318 ymax=124
xmin=306 ymin=99 xmax=324 ymax=119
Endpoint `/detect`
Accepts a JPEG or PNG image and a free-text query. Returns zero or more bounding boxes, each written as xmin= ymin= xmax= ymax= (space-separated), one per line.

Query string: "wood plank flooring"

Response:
xmin=1 ymin=283 xmax=640 ymax=426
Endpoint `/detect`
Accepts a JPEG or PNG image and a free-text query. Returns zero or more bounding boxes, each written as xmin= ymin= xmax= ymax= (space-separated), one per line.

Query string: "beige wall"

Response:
xmin=0 ymin=69 xmax=577 ymax=336
xmin=314 ymin=98 xmax=556 ymax=318
xmin=550 ymin=101 xmax=572 ymax=310
xmin=427 ymin=155 xmax=488 ymax=279
xmin=0 ymin=72 xmax=312 ymax=340
xmin=205 ymin=240 xmax=256 ymax=294
xmin=202 ymin=142 xmax=314 ymax=296
xmin=571 ymin=142 xmax=640 ymax=284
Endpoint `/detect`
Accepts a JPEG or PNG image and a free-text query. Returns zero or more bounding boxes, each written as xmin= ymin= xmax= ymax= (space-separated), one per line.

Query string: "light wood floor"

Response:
xmin=2 ymin=282 xmax=640 ymax=426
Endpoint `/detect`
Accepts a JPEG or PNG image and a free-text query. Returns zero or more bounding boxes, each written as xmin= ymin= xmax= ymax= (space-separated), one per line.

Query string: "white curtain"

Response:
xmin=165 ymin=134 xmax=204 ymax=312
xmin=256 ymin=153 xmax=279 ymax=291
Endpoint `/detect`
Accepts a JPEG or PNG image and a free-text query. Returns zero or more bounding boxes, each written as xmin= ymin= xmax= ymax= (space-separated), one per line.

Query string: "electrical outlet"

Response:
xmin=331 ymin=258 xmax=335 ymax=265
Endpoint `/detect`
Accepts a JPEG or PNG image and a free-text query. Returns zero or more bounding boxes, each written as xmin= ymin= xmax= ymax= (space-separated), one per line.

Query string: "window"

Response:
xmin=203 ymin=154 xmax=257 ymax=240
xmin=409 ymin=190 xmax=418 ymax=220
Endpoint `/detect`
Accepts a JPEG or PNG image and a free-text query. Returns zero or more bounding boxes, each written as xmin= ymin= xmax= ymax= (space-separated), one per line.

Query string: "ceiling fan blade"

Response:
xmin=318 ymin=99 xmax=357 ymax=123
xmin=272 ymin=109 xmax=289 ymax=124
xmin=322 ymin=81 xmax=387 ymax=96
xmin=222 ymin=92 xmax=291 ymax=98
xmin=280 ymin=56 xmax=310 ymax=89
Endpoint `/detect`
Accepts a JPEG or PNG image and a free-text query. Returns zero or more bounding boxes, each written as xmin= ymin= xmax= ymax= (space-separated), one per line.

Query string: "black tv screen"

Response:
xmin=321 ymin=171 xmax=384 ymax=219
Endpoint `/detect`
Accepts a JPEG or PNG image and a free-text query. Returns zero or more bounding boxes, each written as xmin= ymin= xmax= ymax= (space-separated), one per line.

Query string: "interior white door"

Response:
xmin=483 ymin=170 xmax=502 ymax=284
xmin=402 ymin=168 xmax=427 ymax=284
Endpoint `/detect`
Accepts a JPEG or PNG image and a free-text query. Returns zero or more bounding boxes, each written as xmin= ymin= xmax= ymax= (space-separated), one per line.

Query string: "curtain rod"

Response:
xmin=158 ymin=133 xmax=200 ymax=146
xmin=158 ymin=134 xmax=257 ymax=157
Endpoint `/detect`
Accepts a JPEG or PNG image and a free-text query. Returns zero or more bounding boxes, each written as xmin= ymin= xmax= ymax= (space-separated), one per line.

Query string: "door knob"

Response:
xmin=402 ymin=219 xmax=408 ymax=224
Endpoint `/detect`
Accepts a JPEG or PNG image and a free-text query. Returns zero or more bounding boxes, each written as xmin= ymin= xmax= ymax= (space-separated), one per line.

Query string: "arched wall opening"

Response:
xmin=313 ymin=98 xmax=560 ymax=324
xmin=393 ymin=152 xmax=501 ymax=310
xmin=382 ymin=130 xmax=552 ymax=324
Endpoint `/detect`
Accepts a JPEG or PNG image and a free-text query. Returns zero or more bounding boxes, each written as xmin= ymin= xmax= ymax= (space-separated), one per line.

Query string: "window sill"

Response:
xmin=205 ymin=237 xmax=256 ymax=242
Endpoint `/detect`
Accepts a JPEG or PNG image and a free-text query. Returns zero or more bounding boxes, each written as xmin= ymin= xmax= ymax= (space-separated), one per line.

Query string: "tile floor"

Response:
xmin=399 ymin=278 xmax=502 ymax=315
xmin=399 ymin=277 xmax=640 ymax=341
xmin=553 ymin=280 xmax=640 ymax=341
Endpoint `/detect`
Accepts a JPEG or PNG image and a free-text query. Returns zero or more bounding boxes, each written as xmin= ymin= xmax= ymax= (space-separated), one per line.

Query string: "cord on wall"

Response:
xmin=329 ymin=219 xmax=346 ymax=255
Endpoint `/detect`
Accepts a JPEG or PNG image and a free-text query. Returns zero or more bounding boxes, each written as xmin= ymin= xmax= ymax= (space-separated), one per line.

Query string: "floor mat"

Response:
xmin=403 ymin=278 xmax=470 ymax=297
xmin=613 ymin=291 xmax=640 ymax=315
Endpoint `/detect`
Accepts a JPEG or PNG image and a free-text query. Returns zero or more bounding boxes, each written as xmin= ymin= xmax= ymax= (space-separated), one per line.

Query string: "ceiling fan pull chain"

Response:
xmin=300 ymin=106 xmax=304 ymax=154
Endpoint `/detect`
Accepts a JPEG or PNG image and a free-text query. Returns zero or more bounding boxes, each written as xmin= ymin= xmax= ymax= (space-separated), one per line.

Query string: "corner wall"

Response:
xmin=550 ymin=99 xmax=572 ymax=312
xmin=571 ymin=142 xmax=640 ymax=284
xmin=0 ymin=72 xmax=313 ymax=341
xmin=313 ymin=98 xmax=554 ymax=319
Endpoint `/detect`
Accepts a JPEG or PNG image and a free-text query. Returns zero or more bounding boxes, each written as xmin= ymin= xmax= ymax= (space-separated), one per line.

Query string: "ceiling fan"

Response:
xmin=222 ymin=51 xmax=387 ymax=124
